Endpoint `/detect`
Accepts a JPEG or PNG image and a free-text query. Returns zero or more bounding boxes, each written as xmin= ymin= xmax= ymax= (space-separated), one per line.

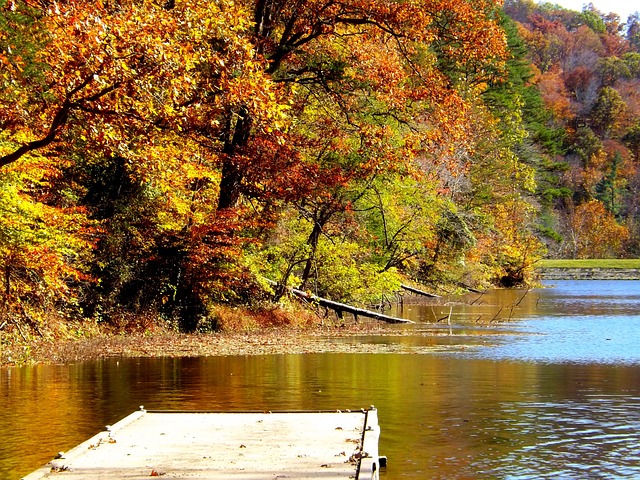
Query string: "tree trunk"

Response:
xmin=254 ymin=0 xmax=275 ymax=42
xmin=265 ymin=279 xmax=413 ymax=324
xmin=4 ymin=265 xmax=9 ymax=296
xmin=299 ymin=221 xmax=323 ymax=289
xmin=400 ymin=284 xmax=440 ymax=298
xmin=217 ymin=107 xmax=252 ymax=211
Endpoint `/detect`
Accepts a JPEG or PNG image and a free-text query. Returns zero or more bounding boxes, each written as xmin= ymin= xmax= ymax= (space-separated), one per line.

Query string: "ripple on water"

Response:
xmin=494 ymin=395 xmax=640 ymax=478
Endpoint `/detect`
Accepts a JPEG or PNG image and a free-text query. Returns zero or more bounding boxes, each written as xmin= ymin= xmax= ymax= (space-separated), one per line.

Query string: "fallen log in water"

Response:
xmin=266 ymin=279 xmax=413 ymax=324
xmin=400 ymin=284 xmax=440 ymax=298
xmin=290 ymin=287 xmax=414 ymax=324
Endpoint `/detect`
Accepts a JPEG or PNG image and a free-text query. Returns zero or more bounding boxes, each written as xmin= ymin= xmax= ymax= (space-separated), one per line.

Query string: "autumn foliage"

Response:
xmin=8 ymin=0 xmax=631 ymax=336
xmin=569 ymin=200 xmax=629 ymax=258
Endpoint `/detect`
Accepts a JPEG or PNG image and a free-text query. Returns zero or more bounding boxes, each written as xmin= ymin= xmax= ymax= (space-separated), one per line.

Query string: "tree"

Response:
xmin=0 ymin=0 xmax=517 ymax=330
xmin=577 ymin=7 xmax=606 ymax=34
xmin=538 ymin=68 xmax=574 ymax=123
xmin=597 ymin=57 xmax=631 ymax=86
xmin=502 ymin=1 xmax=640 ymax=259
xmin=595 ymin=151 xmax=624 ymax=215
xmin=623 ymin=122 xmax=640 ymax=159
xmin=589 ymin=86 xmax=626 ymax=137
xmin=461 ymin=101 xmax=544 ymax=286
xmin=569 ymin=199 xmax=628 ymax=258
xmin=0 ymin=0 xmax=296 ymax=327
xmin=242 ymin=0 xmax=510 ymax=296
xmin=0 ymin=140 xmax=96 ymax=336
xmin=627 ymin=12 xmax=640 ymax=51
xmin=357 ymin=175 xmax=442 ymax=275
xmin=0 ymin=0 xmax=289 ymax=198
xmin=572 ymin=126 xmax=603 ymax=165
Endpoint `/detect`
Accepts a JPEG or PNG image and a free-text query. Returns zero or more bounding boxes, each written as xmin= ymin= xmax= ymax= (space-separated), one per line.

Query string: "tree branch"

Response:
xmin=0 ymin=99 xmax=71 ymax=168
xmin=0 ymin=78 xmax=122 ymax=168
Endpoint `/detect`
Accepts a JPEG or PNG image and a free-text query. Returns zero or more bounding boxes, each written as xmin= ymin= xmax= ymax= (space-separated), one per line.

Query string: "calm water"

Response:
xmin=2 ymin=280 xmax=640 ymax=479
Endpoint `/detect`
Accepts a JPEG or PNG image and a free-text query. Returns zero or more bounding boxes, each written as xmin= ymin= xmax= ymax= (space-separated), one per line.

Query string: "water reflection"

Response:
xmin=2 ymin=281 xmax=640 ymax=479
xmin=382 ymin=280 xmax=640 ymax=365
xmin=3 ymin=356 xmax=640 ymax=479
xmin=536 ymin=280 xmax=640 ymax=317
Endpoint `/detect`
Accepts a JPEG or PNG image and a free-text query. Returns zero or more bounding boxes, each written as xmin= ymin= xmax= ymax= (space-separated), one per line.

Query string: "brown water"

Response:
xmin=2 ymin=280 xmax=640 ymax=479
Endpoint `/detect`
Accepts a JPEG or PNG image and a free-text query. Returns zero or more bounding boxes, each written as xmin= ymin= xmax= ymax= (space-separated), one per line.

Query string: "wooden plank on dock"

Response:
xmin=23 ymin=408 xmax=382 ymax=480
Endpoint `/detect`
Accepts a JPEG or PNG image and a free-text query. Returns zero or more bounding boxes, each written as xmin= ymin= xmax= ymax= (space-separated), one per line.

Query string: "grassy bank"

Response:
xmin=538 ymin=259 xmax=640 ymax=269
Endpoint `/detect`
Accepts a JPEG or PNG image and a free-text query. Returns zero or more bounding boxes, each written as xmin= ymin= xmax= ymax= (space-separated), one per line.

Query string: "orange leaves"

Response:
xmin=570 ymin=200 xmax=629 ymax=258
xmin=1 ymin=0 xmax=510 ymax=200
xmin=537 ymin=68 xmax=574 ymax=122
xmin=0 ymin=0 xmax=521 ymax=325
xmin=262 ymin=0 xmax=509 ymax=204
xmin=0 ymin=0 xmax=282 ymax=170
xmin=0 ymin=148 xmax=98 ymax=329
xmin=427 ymin=0 xmax=508 ymax=72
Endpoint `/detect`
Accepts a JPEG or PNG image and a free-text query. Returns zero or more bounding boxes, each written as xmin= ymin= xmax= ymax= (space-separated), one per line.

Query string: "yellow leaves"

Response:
xmin=0 ymin=0 xmax=288 ymax=169
xmin=470 ymin=196 xmax=545 ymax=284
xmin=4 ymin=0 xmax=508 ymax=178
xmin=0 ymin=144 xmax=97 ymax=311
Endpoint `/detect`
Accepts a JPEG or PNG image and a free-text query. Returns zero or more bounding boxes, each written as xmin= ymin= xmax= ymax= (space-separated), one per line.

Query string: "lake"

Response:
xmin=2 ymin=280 xmax=640 ymax=479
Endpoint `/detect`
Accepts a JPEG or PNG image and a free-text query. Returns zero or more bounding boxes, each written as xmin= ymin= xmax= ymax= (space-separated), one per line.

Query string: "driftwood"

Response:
xmin=266 ymin=280 xmax=413 ymax=324
xmin=400 ymin=284 xmax=440 ymax=298
xmin=456 ymin=282 xmax=485 ymax=294
xmin=290 ymin=287 xmax=414 ymax=324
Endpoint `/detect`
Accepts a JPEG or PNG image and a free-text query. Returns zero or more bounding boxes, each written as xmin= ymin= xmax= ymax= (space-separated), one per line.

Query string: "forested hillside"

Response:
xmin=504 ymin=0 xmax=640 ymax=259
xmin=1 ymin=0 xmax=635 ymax=336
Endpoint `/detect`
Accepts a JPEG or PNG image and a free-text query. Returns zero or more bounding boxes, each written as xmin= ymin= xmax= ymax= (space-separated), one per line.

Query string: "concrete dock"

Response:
xmin=23 ymin=407 xmax=382 ymax=479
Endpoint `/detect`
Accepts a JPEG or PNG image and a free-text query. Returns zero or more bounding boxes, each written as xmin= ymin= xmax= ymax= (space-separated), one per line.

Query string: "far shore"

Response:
xmin=537 ymin=259 xmax=640 ymax=269
xmin=537 ymin=259 xmax=640 ymax=280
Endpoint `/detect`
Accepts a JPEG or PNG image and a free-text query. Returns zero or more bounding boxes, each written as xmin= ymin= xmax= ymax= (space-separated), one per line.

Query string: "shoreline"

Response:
xmin=1 ymin=323 xmax=398 ymax=368
xmin=7 ymin=271 xmax=638 ymax=367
